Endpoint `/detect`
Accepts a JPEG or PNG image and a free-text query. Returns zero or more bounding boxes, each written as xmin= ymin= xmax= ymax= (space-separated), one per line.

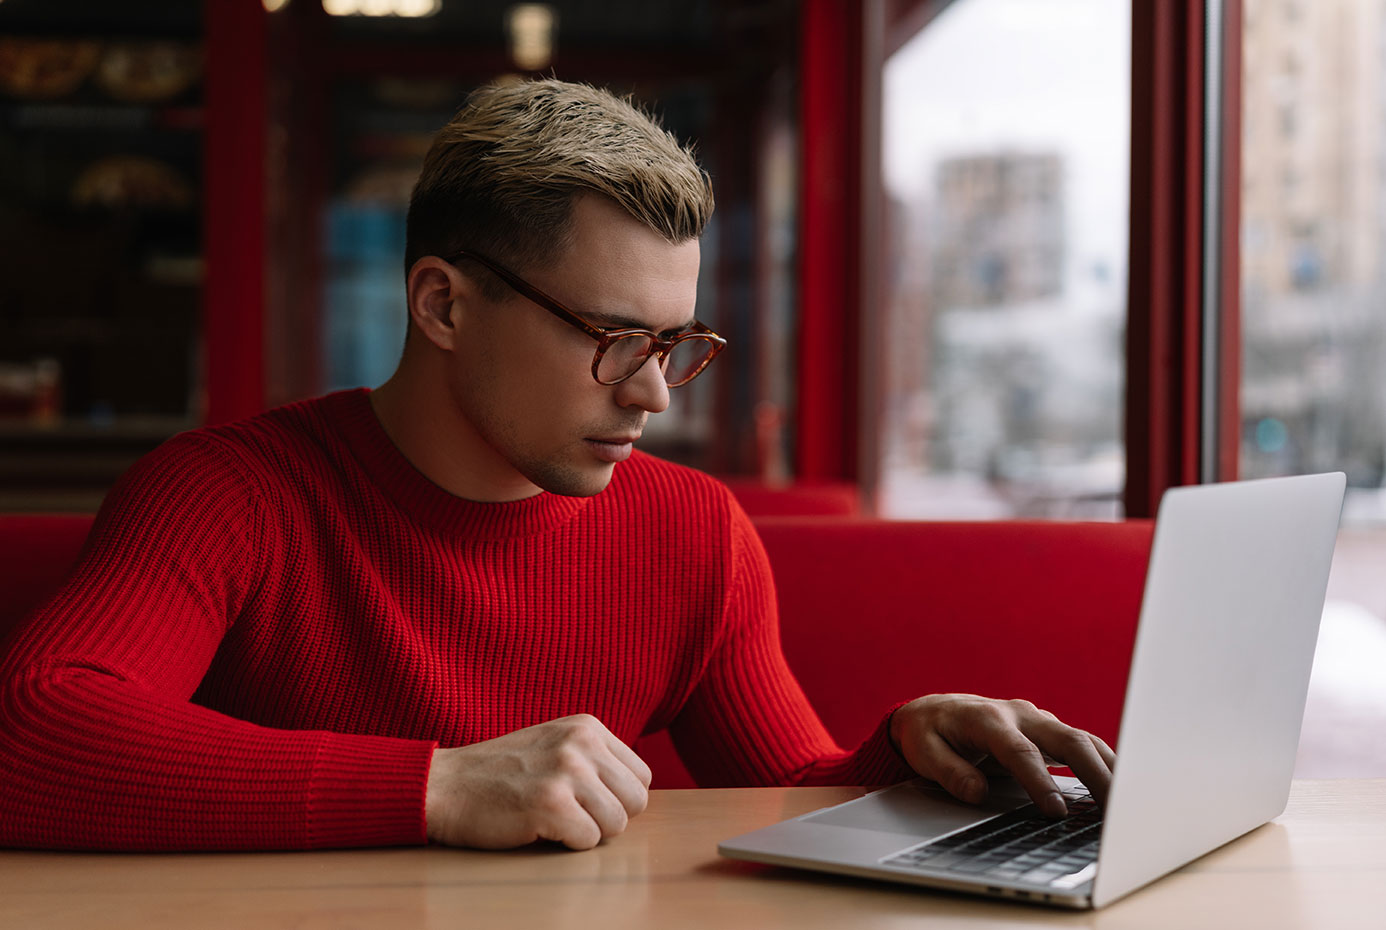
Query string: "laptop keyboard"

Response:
xmin=882 ymin=791 xmax=1101 ymax=888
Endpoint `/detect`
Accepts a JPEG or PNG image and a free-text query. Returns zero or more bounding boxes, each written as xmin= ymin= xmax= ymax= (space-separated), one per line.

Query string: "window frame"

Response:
xmin=804 ymin=0 xmax=1244 ymax=515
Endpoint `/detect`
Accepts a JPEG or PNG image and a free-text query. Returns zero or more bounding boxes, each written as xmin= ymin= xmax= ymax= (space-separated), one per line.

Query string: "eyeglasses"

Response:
xmin=446 ymin=250 xmax=727 ymax=387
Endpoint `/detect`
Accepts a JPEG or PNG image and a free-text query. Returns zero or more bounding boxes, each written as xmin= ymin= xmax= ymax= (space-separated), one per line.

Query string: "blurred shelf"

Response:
xmin=0 ymin=416 xmax=190 ymax=509
xmin=0 ymin=488 xmax=105 ymax=513
xmin=1 ymin=102 xmax=203 ymax=132
xmin=0 ymin=416 xmax=191 ymax=442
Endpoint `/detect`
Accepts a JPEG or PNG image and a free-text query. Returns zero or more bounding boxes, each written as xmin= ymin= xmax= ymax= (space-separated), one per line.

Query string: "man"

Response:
xmin=0 ymin=79 xmax=1113 ymax=852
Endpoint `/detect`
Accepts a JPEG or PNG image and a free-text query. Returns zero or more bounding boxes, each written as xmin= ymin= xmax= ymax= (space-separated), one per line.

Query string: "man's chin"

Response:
xmin=528 ymin=461 xmax=617 ymax=498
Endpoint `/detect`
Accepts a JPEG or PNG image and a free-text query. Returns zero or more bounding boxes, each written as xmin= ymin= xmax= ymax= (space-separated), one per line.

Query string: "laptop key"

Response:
xmin=882 ymin=797 xmax=1105 ymax=883
xmin=987 ymin=865 xmax=1029 ymax=880
xmin=950 ymin=860 xmax=996 ymax=874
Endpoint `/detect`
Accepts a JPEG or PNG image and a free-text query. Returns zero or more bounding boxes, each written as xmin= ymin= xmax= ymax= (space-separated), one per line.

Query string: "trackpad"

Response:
xmin=804 ymin=780 xmax=1032 ymax=838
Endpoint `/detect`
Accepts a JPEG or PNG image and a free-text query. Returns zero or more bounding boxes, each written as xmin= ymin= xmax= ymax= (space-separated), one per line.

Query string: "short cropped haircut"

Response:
xmin=405 ymin=78 xmax=715 ymax=296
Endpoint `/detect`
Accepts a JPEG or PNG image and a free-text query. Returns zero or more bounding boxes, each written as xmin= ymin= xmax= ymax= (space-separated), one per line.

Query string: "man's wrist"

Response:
xmin=886 ymin=699 xmax=915 ymax=757
xmin=424 ymin=746 xmax=448 ymax=843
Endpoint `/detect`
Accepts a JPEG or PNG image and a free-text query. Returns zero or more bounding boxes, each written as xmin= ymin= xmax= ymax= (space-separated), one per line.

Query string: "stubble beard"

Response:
xmin=454 ymin=349 xmax=646 ymax=498
xmin=461 ymin=387 xmax=624 ymax=499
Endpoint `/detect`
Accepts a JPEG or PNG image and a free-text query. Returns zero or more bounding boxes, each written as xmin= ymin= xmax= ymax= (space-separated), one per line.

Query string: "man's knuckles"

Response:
xmin=1003 ymin=697 xmax=1040 ymax=715
xmin=631 ymin=756 xmax=654 ymax=788
xmin=556 ymin=713 xmax=606 ymax=737
xmin=1048 ymin=728 xmax=1096 ymax=758
xmin=989 ymin=732 xmax=1048 ymax=767
xmin=551 ymin=742 xmax=597 ymax=776
xmin=530 ymin=779 xmax=581 ymax=817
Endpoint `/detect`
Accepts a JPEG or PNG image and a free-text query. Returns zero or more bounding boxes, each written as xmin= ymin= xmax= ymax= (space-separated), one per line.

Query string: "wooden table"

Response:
xmin=2 ymin=780 xmax=1383 ymax=929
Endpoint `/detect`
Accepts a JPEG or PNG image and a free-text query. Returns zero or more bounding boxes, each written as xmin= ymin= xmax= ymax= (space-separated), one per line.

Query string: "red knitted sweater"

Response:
xmin=0 ymin=389 xmax=910 ymax=851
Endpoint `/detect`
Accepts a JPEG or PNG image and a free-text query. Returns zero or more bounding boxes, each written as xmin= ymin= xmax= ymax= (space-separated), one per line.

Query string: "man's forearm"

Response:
xmin=0 ymin=664 xmax=434 ymax=851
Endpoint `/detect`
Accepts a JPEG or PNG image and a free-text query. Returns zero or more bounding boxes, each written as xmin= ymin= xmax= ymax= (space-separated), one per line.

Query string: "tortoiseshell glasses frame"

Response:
xmin=445 ymin=249 xmax=727 ymax=387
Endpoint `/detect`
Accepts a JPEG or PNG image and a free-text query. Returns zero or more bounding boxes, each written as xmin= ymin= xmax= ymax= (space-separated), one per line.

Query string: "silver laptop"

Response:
xmin=719 ymin=473 xmax=1346 ymax=909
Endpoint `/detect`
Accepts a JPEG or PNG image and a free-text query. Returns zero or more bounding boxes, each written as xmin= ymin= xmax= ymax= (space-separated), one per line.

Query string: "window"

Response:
xmin=1242 ymin=0 xmax=1386 ymax=777
xmin=877 ymin=0 xmax=1130 ymax=518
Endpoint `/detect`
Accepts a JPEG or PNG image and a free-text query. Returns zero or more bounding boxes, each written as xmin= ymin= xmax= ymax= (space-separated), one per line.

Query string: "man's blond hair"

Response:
xmin=406 ymin=79 xmax=714 ymax=293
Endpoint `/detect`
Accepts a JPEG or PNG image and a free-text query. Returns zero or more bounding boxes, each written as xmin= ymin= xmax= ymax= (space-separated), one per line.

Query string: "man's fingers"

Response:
xmin=549 ymin=718 xmax=648 ymax=845
xmin=586 ymin=718 xmax=652 ymax=819
xmin=601 ymin=728 xmax=654 ymax=789
xmin=979 ymin=728 xmax=1067 ymax=817
xmin=1000 ymin=706 xmax=1115 ymax=810
xmin=535 ymin=789 xmax=605 ymax=851
xmin=1091 ymin=732 xmax=1117 ymax=770
xmin=1027 ymin=724 xmax=1113 ymax=809
xmin=595 ymin=751 xmax=650 ymax=819
xmin=569 ymin=777 xmax=631 ymax=845
xmin=533 ymin=751 xmax=635 ymax=850
xmin=916 ymin=730 xmax=990 ymax=804
xmin=1075 ymin=732 xmax=1116 ymax=806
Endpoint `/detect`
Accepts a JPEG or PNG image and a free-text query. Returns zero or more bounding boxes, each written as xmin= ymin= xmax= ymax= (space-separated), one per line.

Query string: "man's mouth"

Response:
xmin=584 ymin=435 xmax=640 ymax=463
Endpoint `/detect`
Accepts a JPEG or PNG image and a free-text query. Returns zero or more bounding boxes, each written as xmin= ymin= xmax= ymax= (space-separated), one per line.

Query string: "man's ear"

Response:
xmin=406 ymin=256 xmax=476 ymax=352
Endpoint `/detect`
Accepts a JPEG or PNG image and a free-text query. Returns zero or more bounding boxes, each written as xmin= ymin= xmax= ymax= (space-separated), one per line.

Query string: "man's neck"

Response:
xmin=368 ymin=370 xmax=543 ymax=503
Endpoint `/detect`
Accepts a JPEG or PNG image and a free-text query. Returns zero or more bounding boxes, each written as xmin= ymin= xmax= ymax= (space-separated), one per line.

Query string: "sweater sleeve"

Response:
xmin=0 ymin=434 xmax=435 ymax=851
xmin=667 ymin=500 xmax=915 ymax=788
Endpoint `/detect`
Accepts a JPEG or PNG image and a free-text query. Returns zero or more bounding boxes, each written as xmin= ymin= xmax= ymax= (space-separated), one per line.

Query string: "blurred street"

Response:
xmin=1297 ymin=530 xmax=1386 ymax=777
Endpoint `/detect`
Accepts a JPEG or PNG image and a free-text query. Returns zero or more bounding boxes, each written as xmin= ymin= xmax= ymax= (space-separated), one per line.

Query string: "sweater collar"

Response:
xmin=327 ymin=388 xmax=591 ymax=540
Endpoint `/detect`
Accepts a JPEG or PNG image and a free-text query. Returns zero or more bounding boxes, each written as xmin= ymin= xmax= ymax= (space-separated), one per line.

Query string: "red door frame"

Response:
xmin=203 ymin=0 xmax=269 ymax=425
xmin=797 ymin=0 xmax=867 ymax=482
xmin=1125 ymin=0 xmax=1242 ymax=517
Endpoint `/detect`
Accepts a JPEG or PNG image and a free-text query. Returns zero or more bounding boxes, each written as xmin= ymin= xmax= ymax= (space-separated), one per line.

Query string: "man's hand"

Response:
xmin=424 ymin=714 xmax=652 ymax=850
xmin=889 ymin=694 xmax=1115 ymax=818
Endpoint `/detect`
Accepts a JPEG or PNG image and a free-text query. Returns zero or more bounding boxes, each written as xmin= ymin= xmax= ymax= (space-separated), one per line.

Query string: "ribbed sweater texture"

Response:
xmin=0 ymin=389 xmax=911 ymax=851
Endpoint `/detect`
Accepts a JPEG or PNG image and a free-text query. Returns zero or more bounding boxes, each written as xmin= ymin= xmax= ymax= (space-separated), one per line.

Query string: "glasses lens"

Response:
xmin=663 ymin=336 xmax=717 ymax=386
xmin=596 ymin=333 xmax=656 ymax=384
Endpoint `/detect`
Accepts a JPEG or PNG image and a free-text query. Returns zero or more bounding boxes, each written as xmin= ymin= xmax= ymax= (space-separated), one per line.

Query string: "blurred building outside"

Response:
xmin=1243 ymin=0 xmax=1386 ymax=776
xmin=878 ymin=0 xmax=1129 ymax=520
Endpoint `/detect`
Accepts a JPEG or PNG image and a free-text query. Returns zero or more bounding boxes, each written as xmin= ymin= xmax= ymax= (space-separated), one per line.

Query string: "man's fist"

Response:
xmin=424 ymin=714 xmax=652 ymax=850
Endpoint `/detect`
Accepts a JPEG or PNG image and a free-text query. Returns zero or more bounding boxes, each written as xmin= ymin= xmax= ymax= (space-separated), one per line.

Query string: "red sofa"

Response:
xmin=0 ymin=513 xmax=1153 ymax=788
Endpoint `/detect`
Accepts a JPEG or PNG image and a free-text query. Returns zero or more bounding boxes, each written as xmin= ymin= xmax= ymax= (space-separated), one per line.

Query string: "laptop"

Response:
xmin=719 ymin=472 xmax=1346 ymax=909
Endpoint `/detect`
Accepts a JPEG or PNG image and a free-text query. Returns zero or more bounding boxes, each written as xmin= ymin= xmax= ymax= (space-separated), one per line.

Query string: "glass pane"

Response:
xmin=597 ymin=334 xmax=651 ymax=384
xmin=1241 ymin=0 xmax=1386 ymax=776
xmin=877 ymin=0 xmax=1130 ymax=519
xmin=663 ymin=336 xmax=713 ymax=386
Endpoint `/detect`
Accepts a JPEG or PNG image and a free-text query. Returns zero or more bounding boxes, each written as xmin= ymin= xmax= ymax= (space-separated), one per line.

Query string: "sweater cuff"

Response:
xmin=856 ymin=702 xmax=917 ymax=784
xmin=306 ymin=731 xmax=437 ymax=848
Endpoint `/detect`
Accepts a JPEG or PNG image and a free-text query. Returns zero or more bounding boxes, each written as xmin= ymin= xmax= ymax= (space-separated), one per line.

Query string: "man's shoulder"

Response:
xmin=131 ymin=390 xmax=362 ymax=498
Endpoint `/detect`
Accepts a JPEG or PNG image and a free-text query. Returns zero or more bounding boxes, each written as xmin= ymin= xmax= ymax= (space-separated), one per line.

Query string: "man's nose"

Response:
xmin=613 ymin=354 xmax=671 ymax=414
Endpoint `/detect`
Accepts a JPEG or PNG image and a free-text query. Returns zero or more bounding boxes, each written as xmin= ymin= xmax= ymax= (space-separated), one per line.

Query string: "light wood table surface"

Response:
xmin=2 ymin=779 xmax=1383 ymax=929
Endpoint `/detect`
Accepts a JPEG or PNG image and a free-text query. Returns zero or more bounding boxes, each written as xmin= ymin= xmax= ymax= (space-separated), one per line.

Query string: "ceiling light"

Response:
xmin=507 ymin=4 xmax=557 ymax=71
xmin=322 ymin=0 xmax=442 ymax=17
xmin=394 ymin=0 xmax=441 ymax=16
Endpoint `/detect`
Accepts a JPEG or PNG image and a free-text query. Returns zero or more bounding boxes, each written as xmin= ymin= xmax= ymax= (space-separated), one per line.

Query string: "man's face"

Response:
xmin=447 ymin=195 xmax=702 ymax=498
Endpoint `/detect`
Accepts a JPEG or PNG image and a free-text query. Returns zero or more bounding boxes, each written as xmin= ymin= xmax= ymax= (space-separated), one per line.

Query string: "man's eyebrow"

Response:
xmin=585 ymin=311 xmax=697 ymax=336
